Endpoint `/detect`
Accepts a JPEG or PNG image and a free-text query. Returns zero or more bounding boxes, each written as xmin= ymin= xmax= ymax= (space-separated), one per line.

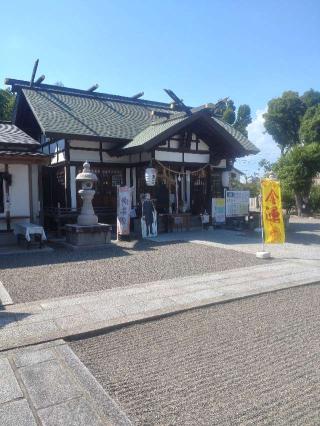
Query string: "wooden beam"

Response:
xmin=30 ymin=59 xmax=39 ymax=87
xmin=35 ymin=75 xmax=45 ymax=85
xmin=131 ymin=92 xmax=144 ymax=99
xmin=87 ymin=84 xmax=99 ymax=92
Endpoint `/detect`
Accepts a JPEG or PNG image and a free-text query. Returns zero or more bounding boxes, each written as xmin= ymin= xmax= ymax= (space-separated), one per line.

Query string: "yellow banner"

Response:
xmin=261 ymin=179 xmax=285 ymax=244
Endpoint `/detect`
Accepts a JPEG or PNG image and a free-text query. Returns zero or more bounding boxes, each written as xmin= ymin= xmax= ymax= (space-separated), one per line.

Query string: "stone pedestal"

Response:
xmin=77 ymin=189 xmax=98 ymax=226
xmin=65 ymin=224 xmax=112 ymax=249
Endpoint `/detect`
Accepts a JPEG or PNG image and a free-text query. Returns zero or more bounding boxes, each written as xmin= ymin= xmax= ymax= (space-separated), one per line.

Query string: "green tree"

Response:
xmin=0 ymin=89 xmax=15 ymax=121
xmin=234 ymin=104 xmax=252 ymax=137
xmin=263 ymin=91 xmax=307 ymax=154
xmin=301 ymin=89 xmax=320 ymax=108
xmin=299 ymin=104 xmax=320 ymax=144
xmin=258 ymin=159 xmax=274 ymax=176
xmin=222 ymin=99 xmax=236 ymax=124
xmin=274 ymin=143 xmax=320 ymax=215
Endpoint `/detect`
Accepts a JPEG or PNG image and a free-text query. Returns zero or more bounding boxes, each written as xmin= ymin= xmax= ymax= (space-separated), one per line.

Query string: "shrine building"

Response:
xmin=5 ymin=75 xmax=259 ymax=232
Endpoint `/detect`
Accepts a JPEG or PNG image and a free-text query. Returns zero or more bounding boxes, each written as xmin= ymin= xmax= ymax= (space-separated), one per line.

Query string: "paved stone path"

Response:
xmin=0 ymin=340 xmax=131 ymax=425
xmin=1 ymin=260 xmax=319 ymax=352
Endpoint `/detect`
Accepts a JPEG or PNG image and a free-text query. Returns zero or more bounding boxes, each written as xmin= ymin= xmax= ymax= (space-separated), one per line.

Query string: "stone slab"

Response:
xmin=38 ymin=397 xmax=107 ymax=426
xmin=13 ymin=348 xmax=56 ymax=368
xmin=19 ymin=359 xmax=82 ymax=409
xmin=0 ymin=341 xmax=132 ymax=425
xmin=0 ymin=358 xmax=23 ymax=404
xmin=56 ymin=345 xmax=132 ymax=426
xmin=0 ymin=399 xmax=37 ymax=426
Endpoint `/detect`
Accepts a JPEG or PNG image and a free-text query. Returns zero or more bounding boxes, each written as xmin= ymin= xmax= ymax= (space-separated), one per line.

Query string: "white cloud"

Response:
xmin=235 ymin=108 xmax=281 ymax=177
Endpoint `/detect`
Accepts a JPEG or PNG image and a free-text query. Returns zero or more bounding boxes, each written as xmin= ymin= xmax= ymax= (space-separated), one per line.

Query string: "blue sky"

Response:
xmin=1 ymin=0 xmax=319 ymax=174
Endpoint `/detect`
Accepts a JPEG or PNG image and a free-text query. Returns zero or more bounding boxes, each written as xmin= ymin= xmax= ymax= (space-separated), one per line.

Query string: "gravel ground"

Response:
xmin=70 ymin=284 xmax=320 ymax=426
xmin=0 ymin=240 xmax=265 ymax=303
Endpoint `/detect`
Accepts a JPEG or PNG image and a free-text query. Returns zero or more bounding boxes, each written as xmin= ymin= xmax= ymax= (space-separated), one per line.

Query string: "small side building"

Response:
xmin=0 ymin=122 xmax=48 ymax=243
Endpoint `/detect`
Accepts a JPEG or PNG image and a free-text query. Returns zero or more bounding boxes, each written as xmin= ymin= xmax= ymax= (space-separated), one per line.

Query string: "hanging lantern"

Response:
xmin=221 ymin=171 xmax=230 ymax=187
xmin=145 ymin=167 xmax=157 ymax=186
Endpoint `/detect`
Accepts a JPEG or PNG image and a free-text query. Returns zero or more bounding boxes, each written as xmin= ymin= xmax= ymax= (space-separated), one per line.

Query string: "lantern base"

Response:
xmin=65 ymin=223 xmax=112 ymax=248
xmin=256 ymin=251 xmax=271 ymax=259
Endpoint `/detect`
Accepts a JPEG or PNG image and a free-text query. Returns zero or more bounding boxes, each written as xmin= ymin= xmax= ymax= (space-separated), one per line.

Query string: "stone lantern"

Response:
xmin=76 ymin=161 xmax=98 ymax=226
xmin=65 ymin=161 xmax=112 ymax=248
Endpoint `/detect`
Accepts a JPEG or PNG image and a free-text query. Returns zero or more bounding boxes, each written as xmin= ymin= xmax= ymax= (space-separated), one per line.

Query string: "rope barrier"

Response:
xmin=154 ymin=160 xmax=209 ymax=176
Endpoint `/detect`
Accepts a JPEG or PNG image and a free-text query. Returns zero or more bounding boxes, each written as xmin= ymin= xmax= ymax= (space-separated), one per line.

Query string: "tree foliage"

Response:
xmin=218 ymin=99 xmax=252 ymax=136
xmin=299 ymin=104 xmax=320 ymax=144
xmin=222 ymin=99 xmax=236 ymax=124
xmin=301 ymin=89 xmax=320 ymax=108
xmin=274 ymin=143 xmax=320 ymax=215
xmin=263 ymin=91 xmax=307 ymax=154
xmin=0 ymin=89 xmax=15 ymax=121
xmin=234 ymin=104 xmax=252 ymax=137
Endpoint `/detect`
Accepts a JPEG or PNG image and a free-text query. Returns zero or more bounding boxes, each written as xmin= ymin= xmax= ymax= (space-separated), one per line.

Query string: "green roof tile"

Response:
xmin=21 ymin=88 xmax=258 ymax=155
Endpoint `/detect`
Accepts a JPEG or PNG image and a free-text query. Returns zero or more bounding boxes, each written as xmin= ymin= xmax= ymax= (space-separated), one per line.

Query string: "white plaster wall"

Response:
xmin=70 ymin=140 xmax=99 ymax=149
xmin=198 ymin=140 xmax=209 ymax=151
xmin=70 ymin=149 xmax=100 ymax=162
xmin=184 ymin=153 xmax=210 ymax=163
xmin=169 ymin=140 xmax=179 ymax=149
xmin=102 ymin=152 xmax=130 ymax=163
xmin=155 ymin=151 xmax=183 ymax=162
xmin=190 ymin=142 xmax=197 ymax=150
xmin=51 ymin=150 xmax=66 ymax=164
xmin=8 ymin=164 xmax=30 ymax=217
xmin=31 ymin=165 xmax=39 ymax=222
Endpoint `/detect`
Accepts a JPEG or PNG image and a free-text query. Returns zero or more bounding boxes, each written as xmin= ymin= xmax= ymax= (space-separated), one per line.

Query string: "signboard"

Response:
xmin=117 ymin=186 xmax=132 ymax=236
xmin=225 ymin=190 xmax=249 ymax=217
xmin=212 ymin=198 xmax=225 ymax=224
xmin=261 ymin=179 xmax=285 ymax=244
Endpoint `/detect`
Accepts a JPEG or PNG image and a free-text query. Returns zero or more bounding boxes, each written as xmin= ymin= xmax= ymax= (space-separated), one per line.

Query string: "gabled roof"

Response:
xmin=8 ymin=80 xmax=258 ymax=156
xmin=121 ymin=109 xmax=259 ymax=155
xmin=20 ymin=87 xmax=176 ymax=141
xmin=121 ymin=111 xmax=196 ymax=152
xmin=0 ymin=122 xmax=40 ymax=147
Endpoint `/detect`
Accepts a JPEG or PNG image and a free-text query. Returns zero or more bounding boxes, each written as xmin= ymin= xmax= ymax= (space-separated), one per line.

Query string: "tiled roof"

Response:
xmin=0 ymin=150 xmax=47 ymax=157
xmin=212 ymin=117 xmax=258 ymax=154
xmin=122 ymin=112 xmax=190 ymax=151
xmin=0 ymin=123 xmax=40 ymax=146
xmin=122 ymin=109 xmax=259 ymax=155
xmin=20 ymin=86 xmax=258 ymax=155
xmin=22 ymin=88 xmax=175 ymax=141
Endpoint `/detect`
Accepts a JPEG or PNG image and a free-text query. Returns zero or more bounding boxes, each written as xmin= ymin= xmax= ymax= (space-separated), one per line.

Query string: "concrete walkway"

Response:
xmin=0 ymin=340 xmax=131 ymax=425
xmin=150 ymin=216 xmax=320 ymax=262
xmin=1 ymin=259 xmax=319 ymax=352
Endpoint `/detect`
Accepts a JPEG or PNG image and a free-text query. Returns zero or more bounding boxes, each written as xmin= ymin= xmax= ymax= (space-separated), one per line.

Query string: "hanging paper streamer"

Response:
xmin=261 ymin=179 xmax=285 ymax=244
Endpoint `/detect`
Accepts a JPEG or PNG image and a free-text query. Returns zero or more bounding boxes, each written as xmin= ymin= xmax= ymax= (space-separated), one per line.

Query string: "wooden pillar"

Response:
xmin=207 ymin=165 xmax=212 ymax=213
xmin=4 ymin=164 xmax=10 ymax=231
xmin=64 ymin=140 xmax=71 ymax=208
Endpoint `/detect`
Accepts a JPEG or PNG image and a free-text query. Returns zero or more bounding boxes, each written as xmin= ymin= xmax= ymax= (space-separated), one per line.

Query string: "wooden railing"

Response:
xmin=43 ymin=206 xmax=116 ymax=237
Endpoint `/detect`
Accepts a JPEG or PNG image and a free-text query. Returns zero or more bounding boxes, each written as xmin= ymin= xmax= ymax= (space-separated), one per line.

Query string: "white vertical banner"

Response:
xmin=186 ymin=170 xmax=191 ymax=210
xmin=117 ymin=186 xmax=132 ymax=236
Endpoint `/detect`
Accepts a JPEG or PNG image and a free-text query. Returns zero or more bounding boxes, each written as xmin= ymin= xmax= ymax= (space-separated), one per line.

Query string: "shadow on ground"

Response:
xmin=0 ymin=310 xmax=31 ymax=329
xmin=0 ymin=239 xmax=183 ymax=270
